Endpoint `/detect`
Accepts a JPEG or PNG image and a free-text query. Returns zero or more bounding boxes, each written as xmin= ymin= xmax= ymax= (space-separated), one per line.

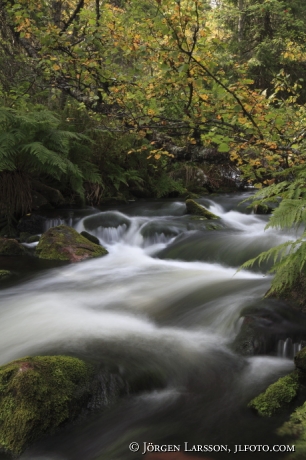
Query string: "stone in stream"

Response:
xmin=80 ymin=230 xmax=100 ymax=246
xmin=185 ymin=199 xmax=219 ymax=219
xmin=36 ymin=225 xmax=108 ymax=262
xmin=248 ymin=347 xmax=306 ymax=457
xmin=0 ymin=356 xmax=94 ymax=457
xmin=0 ymin=238 xmax=26 ymax=256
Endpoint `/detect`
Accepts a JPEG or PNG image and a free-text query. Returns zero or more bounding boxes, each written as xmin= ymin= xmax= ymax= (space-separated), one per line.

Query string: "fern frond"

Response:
xmin=266 ymin=199 xmax=306 ymax=230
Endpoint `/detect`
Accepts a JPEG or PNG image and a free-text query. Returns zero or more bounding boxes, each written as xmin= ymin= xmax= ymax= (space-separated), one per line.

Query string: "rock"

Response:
xmin=36 ymin=225 xmax=108 ymax=262
xmin=185 ymin=199 xmax=219 ymax=219
xmin=0 ymin=355 xmax=94 ymax=456
xmin=0 ymin=238 xmax=26 ymax=256
xmin=80 ymin=230 xmax=100 ymax=246
xmin=248 ymin=372 xmax=299 ymax=417
xmin=277 ymin=401 xmax=306 ymax=458
xmin=19 ymin=232 xmax=32 ymax=243
xmin=0 ymin=270 xmax=13 ymax=281
xmin=295 ymin=347 xmax=306 ymax=372
xmin=231 ymin=302 xmax=306 ymax=356
xmin=26 ymin=235 xmax=41 ymax=243
xmin=253 ymin=203 xmax=273 ymax=214
xmin=17 ymin=215 xmax=46 ymax=235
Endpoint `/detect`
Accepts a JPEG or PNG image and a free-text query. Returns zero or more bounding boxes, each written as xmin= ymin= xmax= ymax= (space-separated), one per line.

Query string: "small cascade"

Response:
xmin=277 ymin=338 xmax=302 ymax=359
xmin=95 ymin=224 xmax=128 ymax=245
xmin=44 ymin=217 xmax=67 ymax=231
xmin=143 ymin=232 xmax=174 ymax=247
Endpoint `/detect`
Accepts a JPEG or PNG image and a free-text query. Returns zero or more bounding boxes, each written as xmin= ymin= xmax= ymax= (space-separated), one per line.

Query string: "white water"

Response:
xmin=0 ymin=194 xmax=300 ymax=460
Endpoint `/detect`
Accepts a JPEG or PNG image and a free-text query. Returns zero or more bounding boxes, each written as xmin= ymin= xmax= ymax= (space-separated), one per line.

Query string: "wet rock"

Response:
xmin=0 ymin=355 xmax=94 ymax=456
xmin=19 ymin=232 xmax=32 ymax=243
xmin=295 ymin=347 xmax=306 ymax=372
xmin=0 ymin=238 xmax=26 ymax=256
xmin=26 ymin=235 xmax=40 ymax=243
xmin=36 ymin=225 xmax=108 ymax=262
xmin=253 ymin=204 xmax=273 ymax=214
xmin=231 ymin=302 xmax=306 ymax=356
xmin=185 ymin=199 xmax=219 ymax=219
xmin=248 ymin=372 xmax=299 ymax=417
xmin=80 ymin=230 xmax=100 ymax=246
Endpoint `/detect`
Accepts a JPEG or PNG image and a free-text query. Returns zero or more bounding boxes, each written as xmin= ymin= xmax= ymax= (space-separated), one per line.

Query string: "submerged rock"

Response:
xmin=0 ymin=355 xmax=94 ymax=456
xmin=0 ymin=238 xmax=26 ymax=256
xmin=80 ymin=230 xmax=100 ymax=246
xmin=185 ymin=199 xmax=219 ymax=219
xmin=36 ymin=225 xmax=108 ymax=262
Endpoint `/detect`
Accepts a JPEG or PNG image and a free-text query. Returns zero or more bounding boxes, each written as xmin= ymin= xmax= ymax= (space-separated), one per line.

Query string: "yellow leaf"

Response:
xmin=154 ymin=154 xmax=161 ymax=160
xmin=53 ymin=64 xmax=61 ymax=71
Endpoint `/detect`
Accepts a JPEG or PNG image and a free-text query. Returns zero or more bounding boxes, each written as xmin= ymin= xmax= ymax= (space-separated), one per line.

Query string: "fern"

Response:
xmin=241 ymin=164 xmax=306 ymax=295
xmin=0 ymin=106 xmax=102 ymax=218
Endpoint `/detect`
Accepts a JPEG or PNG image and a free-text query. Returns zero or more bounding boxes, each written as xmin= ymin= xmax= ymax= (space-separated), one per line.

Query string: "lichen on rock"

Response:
xmin=185 ymin=199 xmax=219 ymax=219
xmin=35 ymin=225 xmax=108 ymax=262
xmin=0 ymin=355 xmax=93 ymax=456
xmin=248 ymin=372 xmax=299 ymax=417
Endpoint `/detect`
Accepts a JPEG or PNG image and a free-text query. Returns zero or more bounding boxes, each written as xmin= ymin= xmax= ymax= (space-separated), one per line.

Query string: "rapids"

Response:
xmin=0 ymin=193 xmax=300 ymax=459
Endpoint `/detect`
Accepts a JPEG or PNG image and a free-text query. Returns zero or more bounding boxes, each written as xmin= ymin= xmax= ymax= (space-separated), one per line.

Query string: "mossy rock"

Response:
xmin=277 ymin=402 xmax=306 ymax=458
xmin=0 ymin=238 xmax=26 ymax=256
xmin=248 ymin=372 xmax=299 ymax=417
xmin=185 ymin=199 xmax=219 ymax=219
xmin=19 ymin=232 xmax=32 ymax=243
xmin=0 ymin=270 xmax=12 ymax=281
xmin=26 ymin=235 xmax=40 ymax=244
xmin=36 ymin=225 xmax=108 ymax=262
xmin=0 ymin=355 xmax=93 ymax=456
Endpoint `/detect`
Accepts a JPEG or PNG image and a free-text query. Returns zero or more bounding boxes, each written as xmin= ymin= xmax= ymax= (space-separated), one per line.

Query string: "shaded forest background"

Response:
xmin=1 ymin=0 xmax=306 ymax=293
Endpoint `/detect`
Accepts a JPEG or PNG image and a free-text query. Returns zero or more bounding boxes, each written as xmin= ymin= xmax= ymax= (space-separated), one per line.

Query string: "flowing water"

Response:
xmin=0 ymin=193 xmax=302 ymax=460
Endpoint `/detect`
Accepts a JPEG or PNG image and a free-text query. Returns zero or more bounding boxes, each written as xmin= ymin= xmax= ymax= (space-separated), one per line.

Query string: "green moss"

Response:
xmin=277 ymin=402 xmax=306 ymax=459
xmin=185 ymin=199 xmax=219 ymax=219
xmin=0 ymin=270 xmax=12 ymax=281
xmin=36 ymin=225 xmax=108 ymax=262
xmin=248 ymin=372 xmax=299 ymax=417
xmin=0 ymin=355 xmax=93 ymax=456
xmin=0 ymin=238 xmax=26 ymax=256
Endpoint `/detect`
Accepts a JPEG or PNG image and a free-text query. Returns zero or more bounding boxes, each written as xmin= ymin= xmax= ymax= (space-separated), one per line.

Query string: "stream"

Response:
xmin=0 ymin=192 xmax=302 ymax=459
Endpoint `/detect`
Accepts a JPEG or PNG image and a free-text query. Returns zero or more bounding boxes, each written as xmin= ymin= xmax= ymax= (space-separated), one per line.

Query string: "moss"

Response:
xmin=36 ymin=225 xmax=108 ymax=262
xmin=0 ymin=270 xmax=12 ymax=281
xmin=0 ymin=239 xmax=26 ymax=256
xmin=185 ymin=199 xmax=219 ymax=219
xmin=26 ymin=235 xmax=40 ymax=244
xmin=277 ymin=403 xmax=306 ymax=459
xmin=0 ymin=355 xmax=93 ymax=456
xmin=248 ymin=372 xmax=299 ymax=417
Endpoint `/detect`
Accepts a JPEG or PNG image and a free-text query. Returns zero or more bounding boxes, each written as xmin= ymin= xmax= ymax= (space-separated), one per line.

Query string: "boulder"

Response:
xmin=185 ymin=199 xmax=219 ymax=219
xmin=36 ymin=225 xmax=108 ymax=262
xmin=0 ymin=355 xmax=94 ymax=456
xmin=248 ymin=372 xmax=299 ymax=417
xmin=0 ymin=238 xmax=26 ymax=256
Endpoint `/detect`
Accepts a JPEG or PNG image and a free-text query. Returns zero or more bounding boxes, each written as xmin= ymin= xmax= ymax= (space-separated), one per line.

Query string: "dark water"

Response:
xmin=0 ymin=193 xmax=300 ymax=459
